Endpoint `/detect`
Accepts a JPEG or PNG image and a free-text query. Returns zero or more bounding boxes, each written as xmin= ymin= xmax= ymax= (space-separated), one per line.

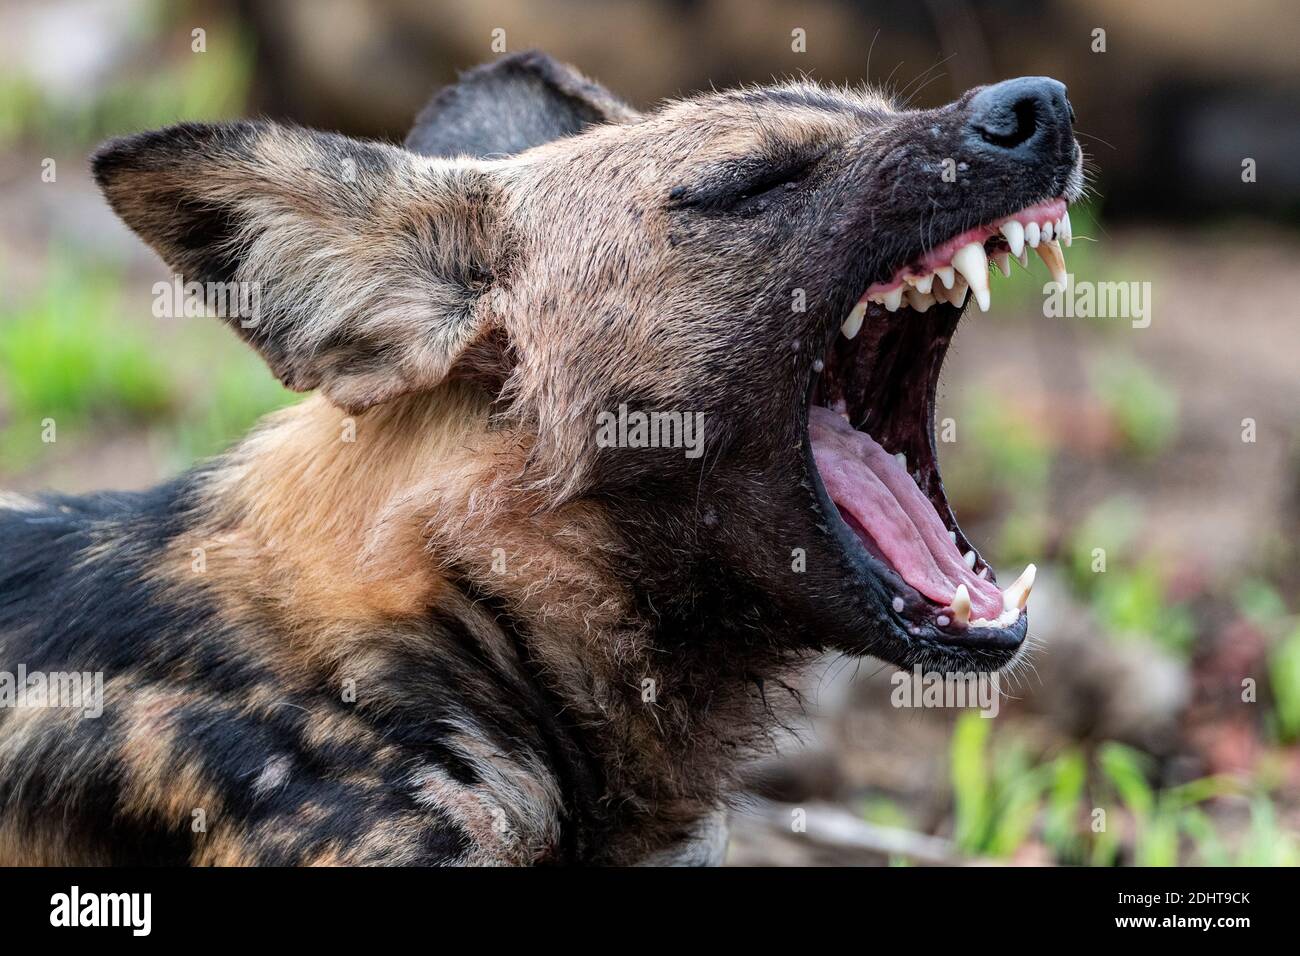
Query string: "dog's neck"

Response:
xmin=181 ymin=385 xmax=787 ymax=862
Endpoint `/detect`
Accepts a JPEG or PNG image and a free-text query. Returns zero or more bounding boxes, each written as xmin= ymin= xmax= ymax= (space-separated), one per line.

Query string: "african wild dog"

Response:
xmin=0 ymin=52 xmax=1082 ymax=865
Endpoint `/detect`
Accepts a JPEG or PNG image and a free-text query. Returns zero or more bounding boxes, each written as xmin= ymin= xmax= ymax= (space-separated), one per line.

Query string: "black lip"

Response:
xmin=801 ymin=299 xmax=1027 ymax=672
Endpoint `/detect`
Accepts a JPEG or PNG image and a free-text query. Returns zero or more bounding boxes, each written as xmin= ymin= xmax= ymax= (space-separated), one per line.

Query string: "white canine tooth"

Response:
xmin=882 ymin=286 xmax=904 ymax=312
xmin=1025 ymin=221 xmax=1041 ymax=248
xmin=951 ymin=241 xmax=990 ymax=312
xmin=977 ymin=566 xmax=989 ymax=580
xmin=1035 ymin=239 xmax=1068 ymax=286
xmin=904 ymin=288 xmax=936 ymax=312
xmin=951 ymin=584 xmax=971 ymax=626
xmin=1041 ymin=220 xmax=1054 ymax=241
xmin=1000 ymin=219 xmax=1025 ymax=257
xmin=841 ymin=301 xmax=866 ymax=339
xmin=1002 ymin=563 xmax=1037 ymax=611
xmin=1059 ymin=211 xmax=1072 ymax=247
xmin=1016 ymin=248 xmax=1030 ymax=269
xmin=893 ymin=451 xmax=907 ymax=470
xmin=963 ymin=550 xmax=976 ymax=569
xmin=948 ymin=531 xmax=957 ymax=545
xmin=935 ymin=266 xmax=955 ymax=289
xmin=993 ymin=251 xmax=1011 ymax=277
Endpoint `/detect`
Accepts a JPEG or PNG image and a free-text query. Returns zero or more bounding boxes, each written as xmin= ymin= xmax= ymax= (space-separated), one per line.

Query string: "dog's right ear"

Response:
xmin=406 ymin=50 xmax=640 ymax=159
xmin=93 ymin=121 xmax=506 ymax=413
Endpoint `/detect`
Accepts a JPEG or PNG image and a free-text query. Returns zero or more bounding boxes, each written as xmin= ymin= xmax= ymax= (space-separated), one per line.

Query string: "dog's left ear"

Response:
xmin=406 ymin=50 xmax=640 ymax=159
xmin=93 ymin=120 xmax=504 ymax=413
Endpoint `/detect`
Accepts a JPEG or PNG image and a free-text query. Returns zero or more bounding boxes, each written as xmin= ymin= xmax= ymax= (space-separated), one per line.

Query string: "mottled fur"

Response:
xmin=0 ymin=53 xmax=1080 ymax=863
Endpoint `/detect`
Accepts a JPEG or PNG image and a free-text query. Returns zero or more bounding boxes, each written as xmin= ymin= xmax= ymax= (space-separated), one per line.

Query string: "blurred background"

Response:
xmin=1 ymin=0 xmax=1297 ymax=865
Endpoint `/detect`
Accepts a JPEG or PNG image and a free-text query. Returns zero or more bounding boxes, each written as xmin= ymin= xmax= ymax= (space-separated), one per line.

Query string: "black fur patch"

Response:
xmin=0 ymin=479 xmax=481 ymax=864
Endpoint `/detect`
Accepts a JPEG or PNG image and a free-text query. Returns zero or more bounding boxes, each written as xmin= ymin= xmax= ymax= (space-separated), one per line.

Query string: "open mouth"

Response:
xmin=807 ymin=199 xmax=1074 ymax=662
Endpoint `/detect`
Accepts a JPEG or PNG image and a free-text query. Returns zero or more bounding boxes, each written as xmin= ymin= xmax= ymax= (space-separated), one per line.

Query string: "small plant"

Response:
xmin=1041 ymin=749 xmax=1088 ymax=863
xmin=1097 ymin=742 xmax=1242 ymax=866
xmin=943 ymin=728 xmax=1286 ymax=866
xmin=1267 ymin=623 xmax=1300 ymax=743
xmin=950 ymin=713 xmax=1052 ymax=858
xmin=0 ymin=252 xmax=174 ymax=467
xmin=1234 ymin=795 xmax=1300 ymax=866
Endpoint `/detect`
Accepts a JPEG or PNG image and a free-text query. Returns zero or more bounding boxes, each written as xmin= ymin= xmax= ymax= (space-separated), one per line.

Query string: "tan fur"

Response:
xmin=143 ymin=369 xmax=759 ymax=860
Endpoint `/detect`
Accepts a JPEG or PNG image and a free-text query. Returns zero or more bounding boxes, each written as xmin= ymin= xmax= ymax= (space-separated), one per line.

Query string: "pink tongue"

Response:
xmin=809 ymin=406 xmax=1002 ymax=620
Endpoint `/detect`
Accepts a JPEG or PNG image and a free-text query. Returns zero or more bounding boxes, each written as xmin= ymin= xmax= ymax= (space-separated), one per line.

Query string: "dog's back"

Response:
xmin=0 ymin=483 xmax=206 ymax=862
xmin=0 ymin=470 xmax=566 ymax=865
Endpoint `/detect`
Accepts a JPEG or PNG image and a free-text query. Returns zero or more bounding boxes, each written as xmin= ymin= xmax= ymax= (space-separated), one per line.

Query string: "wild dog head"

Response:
xmin=93 ymin=52 xmax=1082 ymax=677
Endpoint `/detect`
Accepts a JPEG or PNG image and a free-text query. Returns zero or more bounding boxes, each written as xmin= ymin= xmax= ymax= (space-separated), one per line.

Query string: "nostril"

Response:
xmin=964 ymin=77 xmax=1072 ymax=155
xmin=975 ymin=96 xmax=1040 ymax=149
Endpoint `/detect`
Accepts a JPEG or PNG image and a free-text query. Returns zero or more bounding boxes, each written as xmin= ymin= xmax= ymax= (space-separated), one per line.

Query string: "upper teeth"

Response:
xmin=951 ymin=242 xmax=990 ymax=312
xmin=904 ymin=273 xmax=934 ymax=294
xmin=847 ymin=210 xmax=1071 ymax=325
xmin=1001 ymin=219 xmax=1025 ymax=257
xmin=1035 ymin=239 xmax=1067 ymax=286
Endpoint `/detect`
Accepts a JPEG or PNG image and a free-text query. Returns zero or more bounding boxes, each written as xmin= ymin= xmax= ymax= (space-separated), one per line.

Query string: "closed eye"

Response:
xmin=667 ymin=147 xmax=826 ymax=213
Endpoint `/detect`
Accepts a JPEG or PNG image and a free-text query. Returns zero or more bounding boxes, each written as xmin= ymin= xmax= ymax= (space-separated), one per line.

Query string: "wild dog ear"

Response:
xmin=405 ymin=50 xmax=639 ymax=158
xmin=92 ymin=120 xmax=502 ymax=413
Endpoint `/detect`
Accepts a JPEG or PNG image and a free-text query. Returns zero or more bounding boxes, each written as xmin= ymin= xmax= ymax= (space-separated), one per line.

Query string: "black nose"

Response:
xmin=964 ymin=76 xmax=1074 ymax=156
